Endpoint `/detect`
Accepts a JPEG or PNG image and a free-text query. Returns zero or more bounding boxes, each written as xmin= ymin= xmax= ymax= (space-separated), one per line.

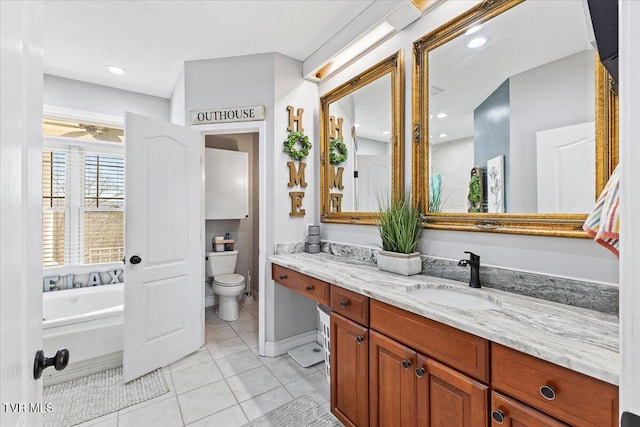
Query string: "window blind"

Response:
xmin=42 ymin=145 xmax=124 ymax=267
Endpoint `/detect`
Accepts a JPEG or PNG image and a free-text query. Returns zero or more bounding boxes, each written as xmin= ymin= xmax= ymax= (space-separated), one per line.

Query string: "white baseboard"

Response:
xmin=263 ymin=330 xmax=318 ymax=357
xmin=43 ymin=351 xmax=123 ymax=386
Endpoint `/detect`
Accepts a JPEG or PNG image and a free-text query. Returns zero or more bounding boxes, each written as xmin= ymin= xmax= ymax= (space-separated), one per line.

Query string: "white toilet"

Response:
xmin=205 ymin=250 xmax=246 ymax=321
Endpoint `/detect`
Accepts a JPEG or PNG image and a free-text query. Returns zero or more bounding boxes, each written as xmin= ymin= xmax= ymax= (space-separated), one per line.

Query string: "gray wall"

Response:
xmin=473 ymin=79 xmax=510 ymax=211
xmin=44 ymin=74 xmax=169 ymax=120
xmin=509 ymin=49 xmax=595 ymax=212
xmin=185 ymin=53 xmax=319 ymax=343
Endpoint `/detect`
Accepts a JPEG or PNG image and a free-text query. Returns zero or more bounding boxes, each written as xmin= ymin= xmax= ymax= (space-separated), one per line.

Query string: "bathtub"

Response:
xmin=42 ymin=284 xmax=123 ymax=384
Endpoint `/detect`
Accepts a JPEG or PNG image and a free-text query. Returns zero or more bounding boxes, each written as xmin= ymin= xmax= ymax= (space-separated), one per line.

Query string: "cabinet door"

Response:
xmin=330 ymin=313 xmax=369 ymax=427
xmin=370 ymin=330 xmax=417 ymax=427
xmin=491 ymin=392 xmax=569 ymax=427
xmin=416 ymin=355 xmax=488 ymax=427
xmin=204 ymin=147 xmax=248 ymax=219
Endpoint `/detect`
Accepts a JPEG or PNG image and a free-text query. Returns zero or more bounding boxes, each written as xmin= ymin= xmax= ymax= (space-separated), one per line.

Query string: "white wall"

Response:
xmin=318 ymin=0 xmax=618 ymax=286
xmin=185 ymin=53 xmax=320 ymax=344
xmin=619 ymin=0 xmax=640 ymax=417
xmin=170 ymin=68 xmax=186 ymax=125
xmin=44 ymin=74 xmax=169 ymax=121
xmin=509 ymin=50 xmax=595 ymax=213
xmin=430 ymin=137 xmax=474 ymax=213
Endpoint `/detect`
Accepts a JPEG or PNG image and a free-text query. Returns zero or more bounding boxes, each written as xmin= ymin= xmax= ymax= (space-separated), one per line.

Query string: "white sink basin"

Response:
xmin=408 ymin=288 xmax=501 ymax=310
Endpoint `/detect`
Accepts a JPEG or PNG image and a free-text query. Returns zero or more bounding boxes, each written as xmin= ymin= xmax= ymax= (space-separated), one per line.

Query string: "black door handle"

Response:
xmin=33 ymin=348 xmax=69 ymax=379
xmin=129 ymin=255 xmax=142 ymax=265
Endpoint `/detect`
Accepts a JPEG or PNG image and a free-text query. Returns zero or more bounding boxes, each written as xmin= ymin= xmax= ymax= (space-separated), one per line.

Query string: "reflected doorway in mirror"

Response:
xmin=487 ymin=155 xmax=505 ymax=213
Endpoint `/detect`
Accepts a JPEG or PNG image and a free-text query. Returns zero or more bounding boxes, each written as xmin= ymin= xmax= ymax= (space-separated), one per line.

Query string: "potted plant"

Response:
xmin=376 ymin=194 xmax=423 ymax=276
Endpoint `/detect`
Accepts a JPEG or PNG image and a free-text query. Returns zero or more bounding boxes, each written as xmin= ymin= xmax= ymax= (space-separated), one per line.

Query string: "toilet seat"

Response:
xmin=213 ymin=273 xmax=245 ymax=287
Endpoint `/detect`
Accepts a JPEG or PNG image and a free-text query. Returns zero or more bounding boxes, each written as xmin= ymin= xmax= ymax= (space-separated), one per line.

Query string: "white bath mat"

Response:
xmin=244 ymin=394 xmax=341 ymax=426
xmin=43 ymin=366 xmax=169 ymax=426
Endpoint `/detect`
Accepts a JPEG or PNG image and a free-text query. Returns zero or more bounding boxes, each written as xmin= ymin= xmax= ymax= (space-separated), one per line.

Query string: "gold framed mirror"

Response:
xmin=412 ymin=0 xmax=618 ymax=237
xmin=320 ymin=50 xmax=405 ymax=225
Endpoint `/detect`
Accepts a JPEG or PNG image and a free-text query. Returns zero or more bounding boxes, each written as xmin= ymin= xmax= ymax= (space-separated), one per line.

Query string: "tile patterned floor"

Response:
xmin=75 ymin=302 xmax=334 ymax=427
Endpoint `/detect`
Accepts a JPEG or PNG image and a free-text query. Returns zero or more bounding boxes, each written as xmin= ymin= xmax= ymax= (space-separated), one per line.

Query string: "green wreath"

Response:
xmin=283 ymin=131 xmax=312 ymax=161
xmin=329 ymin=137 xmax=348 ymax=165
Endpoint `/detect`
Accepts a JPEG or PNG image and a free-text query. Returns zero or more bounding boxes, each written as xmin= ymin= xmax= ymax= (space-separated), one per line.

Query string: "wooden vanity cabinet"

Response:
xmin=330 ymin=313 xmax=369 ymax=427
xmin=271 ymin=264 xmax=330 ymax=305
xmin=490 ymin=392 xmax=569 ymax=427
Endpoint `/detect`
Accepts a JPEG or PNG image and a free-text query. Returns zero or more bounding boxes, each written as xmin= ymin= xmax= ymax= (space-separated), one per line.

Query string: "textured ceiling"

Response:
xmin=43 ymin=0 xmax=376 ymax=98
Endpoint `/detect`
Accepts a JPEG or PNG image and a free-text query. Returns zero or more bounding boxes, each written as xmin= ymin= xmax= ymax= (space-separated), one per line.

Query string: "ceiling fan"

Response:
xmin=61 ymin=123 xmax=123 ymax=143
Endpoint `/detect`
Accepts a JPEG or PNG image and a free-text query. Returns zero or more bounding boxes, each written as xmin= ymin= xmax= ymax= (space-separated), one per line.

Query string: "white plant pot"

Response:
xmin=376 ymin=251 xmax=423 ymax=276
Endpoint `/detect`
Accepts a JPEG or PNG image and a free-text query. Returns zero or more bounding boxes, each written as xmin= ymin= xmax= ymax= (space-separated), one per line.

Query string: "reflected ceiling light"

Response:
xmin=439 ymin=133 xmax=448 ymax=138
xmin=382 ymin=131 xmax=390 ymax=135
xmin=436 ymin=112 xmax=449 ymax=119
xmin=330 ymin=22 xmax=395 ymax=70
xmin=106 ymin=65 xmax=127 ymax=75
xmin=353 ymin=123 xmax=361 ymax=128
xmin=466 ymin=24 xmax=483 ymax=35
xmin=467 ymin=37 xmax=488 ymax=49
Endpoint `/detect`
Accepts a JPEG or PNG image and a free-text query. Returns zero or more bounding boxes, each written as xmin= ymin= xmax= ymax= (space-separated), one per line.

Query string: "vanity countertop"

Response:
xmin=269 ymin=252 xmax=619 ymax=385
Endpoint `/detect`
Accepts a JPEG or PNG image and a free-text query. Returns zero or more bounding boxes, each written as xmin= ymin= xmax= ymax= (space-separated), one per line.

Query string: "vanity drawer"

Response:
xmin=370 ymin=300 xmax=489 ymax=382
xmin=492 ymin=343 xmax=618 ymax=427
xmin=272 ymin=264 xmax=330 ymax=305
xmin=330 ymin=286 xmax=369 ymax=326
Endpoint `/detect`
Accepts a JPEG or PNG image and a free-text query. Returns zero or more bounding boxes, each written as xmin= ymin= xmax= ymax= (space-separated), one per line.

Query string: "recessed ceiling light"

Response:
xmin=382 ymin=131 xmax=390 ymax=135
xmin=466 ymin=24 xmax=483 ymax=35
xmin=436 ymin=112 xmax=449 ymax=119
xmin=467 ymin=37 xmax=488 ymax=49
xmin=439 ymin=133 xmax=448 ymax=138
xmin=353 ymin=123 xmax=361 ymax=128
xmin=106 ymin=65 xmax=127 ymax=75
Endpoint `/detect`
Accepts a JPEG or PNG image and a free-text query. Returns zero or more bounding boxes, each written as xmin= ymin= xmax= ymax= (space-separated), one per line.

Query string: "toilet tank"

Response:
xmin=205 ymin=250 xmax=238 ymax=277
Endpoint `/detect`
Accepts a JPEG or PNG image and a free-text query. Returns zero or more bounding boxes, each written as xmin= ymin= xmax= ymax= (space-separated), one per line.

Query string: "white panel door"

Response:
xmin=536 ymin=122 xmax=595 ymax=213
xmin=124 ymin=112 xmax=203 ymax=382
xmin=357 ymin=154 xmax=390 ymax=212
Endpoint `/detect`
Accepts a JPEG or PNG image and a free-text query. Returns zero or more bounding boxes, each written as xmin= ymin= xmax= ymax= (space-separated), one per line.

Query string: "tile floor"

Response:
xmin=76 ymin=302 xmax=334 ymax=427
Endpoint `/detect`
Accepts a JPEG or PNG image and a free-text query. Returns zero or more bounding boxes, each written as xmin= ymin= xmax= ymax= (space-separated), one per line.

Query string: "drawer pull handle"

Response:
xmin=415 ymin=367 xmax=425 ymax=378
xmin=305 ymin=285 xmax=313 ymax=292
xmin=491 ymin=410 xmax=505 ymax=424
xmin=540 ymin=385 xmax=556 ymax=400
xmin=401 ymin=359 xmax=412 ymax=369
xmin=278 ymin=274 xmax=287 ymax=280
xmin=340 ymin=300 xmax=349 ymax=308
xmin=356 ymin=336 xmax=364 ymax=344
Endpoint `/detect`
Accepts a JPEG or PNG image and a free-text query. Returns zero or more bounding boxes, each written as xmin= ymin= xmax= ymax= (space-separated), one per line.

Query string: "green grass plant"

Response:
xmin=377 ymin=194 xmax=423 ymax=254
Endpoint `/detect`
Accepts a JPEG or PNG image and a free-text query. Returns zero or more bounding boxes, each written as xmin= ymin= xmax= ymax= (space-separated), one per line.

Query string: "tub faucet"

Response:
xmin=458 ymin=251 xmax=481 ymax=288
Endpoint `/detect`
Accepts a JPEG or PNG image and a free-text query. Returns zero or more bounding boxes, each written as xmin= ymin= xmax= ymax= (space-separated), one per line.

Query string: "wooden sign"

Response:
xmin=287 ymin=105 xmax=304 ymax=132
xmin=330 ymin=115 xmax=344 ymax=139
xmin=330 ymin=193 xmax=343 ymax=212
xmin=287 ymin=162 xmax=307 ymax=188
xmin=329 ymin=166 xmax=344 ymax=190
xmin=190 ymin=106 xmax=265 ymax=125
xmin=289 ymin=192 xmax=306 ymax=216
xmin=43 ymin=269 xmax=123 ymax=292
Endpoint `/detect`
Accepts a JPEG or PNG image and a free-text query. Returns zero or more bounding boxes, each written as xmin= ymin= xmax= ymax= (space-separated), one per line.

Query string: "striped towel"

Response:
xmin=583 ymin=164 xmax=620 ymax=257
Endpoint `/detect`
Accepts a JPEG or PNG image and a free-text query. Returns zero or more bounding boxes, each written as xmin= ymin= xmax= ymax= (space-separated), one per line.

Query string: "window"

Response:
xmin=42 ymin=118 xmax=124 ymax=268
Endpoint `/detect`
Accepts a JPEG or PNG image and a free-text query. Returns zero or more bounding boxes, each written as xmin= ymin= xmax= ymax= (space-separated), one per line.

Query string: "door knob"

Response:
xmin=340 ymin=300 xmax=349 ymax=308
xmin=129 ymin=255 xmax=142 ymax=265
xmin=33 ymin=348 xmax=69 ymax=380
xmin=415 ymin=367 xmax=425 ymax=377
xmin=305 ymin=285 xmax=313 ymax=292
xmin=401 ymin=359 xmax=412 ymax=369
xmin=356 ymin=336 xmax=364 ymax=344
xmin=491 ymin=410 xmax=505 ymax=424
xmin=540 ymin=385 xmax=556 ymax=400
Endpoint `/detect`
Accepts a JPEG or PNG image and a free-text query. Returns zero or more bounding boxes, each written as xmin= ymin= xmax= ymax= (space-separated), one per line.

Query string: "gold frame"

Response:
xmin=320 ymin=50 xmax=405 ymax=225
xmin=412 ymin=0 xmax=619 ymax=238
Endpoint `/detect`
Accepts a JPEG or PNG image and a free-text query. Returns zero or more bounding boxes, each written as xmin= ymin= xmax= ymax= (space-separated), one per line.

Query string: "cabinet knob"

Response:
xmin=540 ymin=385 xmax=556 ymax=400
xmin=278 ymin=274 xmax=287 ymax=280
xmin=491 ymin=410 xmax=505 ymax=424
xmin=340 ymin=300 xmax=349 ymax=308
xmin=415 ymin=367 xmax=425 ymax=378
xmin=401 ymin=359 xmax=412 ymax=369
xmin=305 ymin=285 xmax=313 ymax=292
xmin=356 ymin=336 xmax=364 ymax=344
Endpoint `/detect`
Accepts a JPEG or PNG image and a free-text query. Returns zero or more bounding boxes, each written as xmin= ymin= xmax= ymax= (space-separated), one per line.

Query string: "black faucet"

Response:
xmin=458 ymin=251 xmax=481 ymax=288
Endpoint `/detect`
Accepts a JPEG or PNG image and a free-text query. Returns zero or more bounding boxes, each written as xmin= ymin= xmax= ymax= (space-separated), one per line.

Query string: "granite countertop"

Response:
xmin=269 ymin=252 xmax=619 ymax=386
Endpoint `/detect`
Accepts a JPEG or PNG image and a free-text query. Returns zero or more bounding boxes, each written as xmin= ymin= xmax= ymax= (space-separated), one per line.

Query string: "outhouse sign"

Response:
xmin=190 ymin=106 xmax=265 ymax=125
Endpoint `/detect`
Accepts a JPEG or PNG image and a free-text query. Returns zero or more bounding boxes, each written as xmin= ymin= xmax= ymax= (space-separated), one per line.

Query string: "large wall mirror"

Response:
xmin=320 ymin=50 xmax=404 ymax=225
xmin=412 ymin=0 xmax=618 ymax=237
